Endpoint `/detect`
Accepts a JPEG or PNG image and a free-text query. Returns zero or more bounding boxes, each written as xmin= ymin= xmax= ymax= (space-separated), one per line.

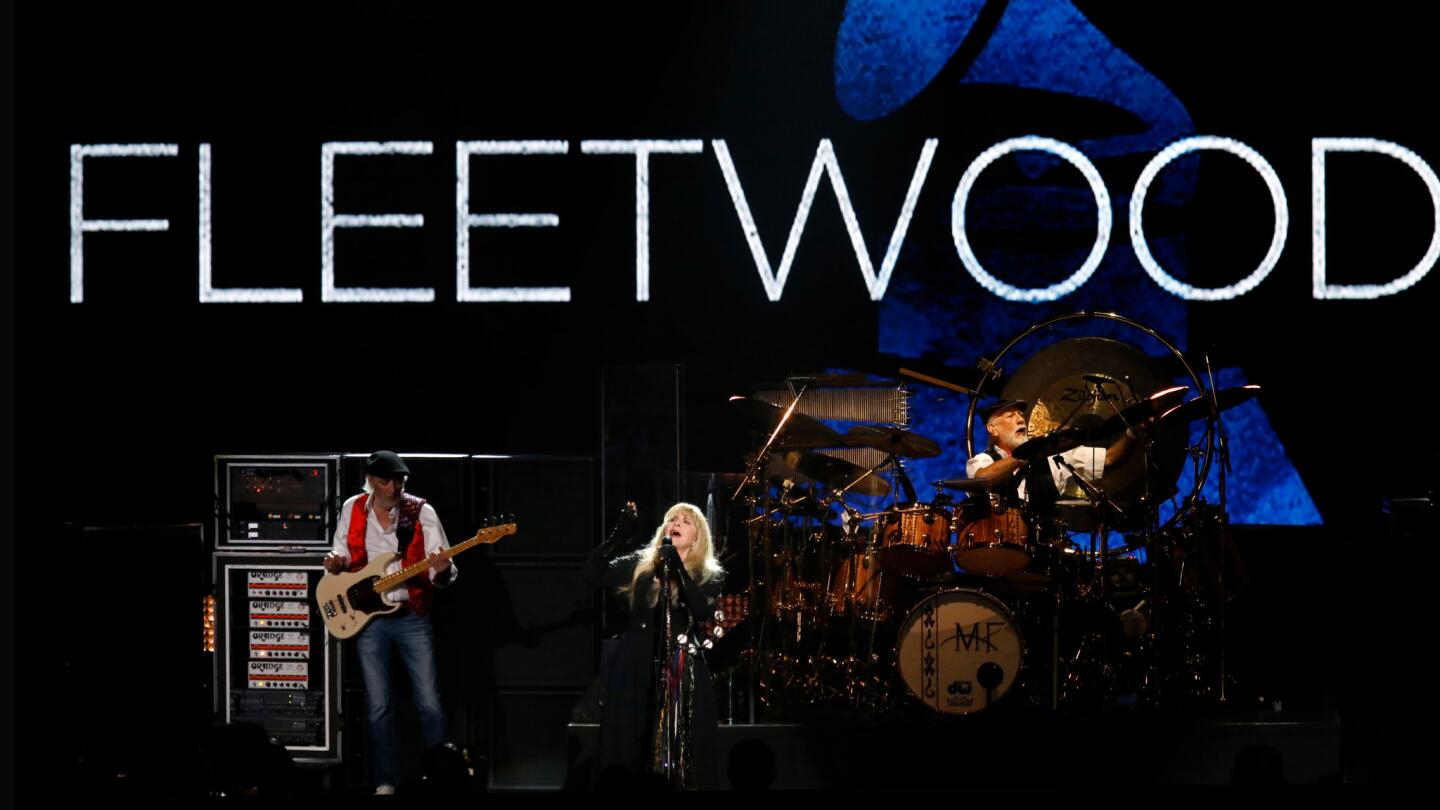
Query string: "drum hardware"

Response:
xmin=727 ymin=315 xmax=1251 ymax=719
xmin=831 ymin=454 xmax=894 ymax=499
xmin=934 ymin=477 xmax=992 ymax=494
xmin=1052 ymin=455 xmax=1127 ymax=524
xmin=957 ymin=314 xmax=1212 ymax=713
xmin=731 ymin=384 xmax=827 ymax=723
xmin=888 ymin=454 xmax=920 ymax=504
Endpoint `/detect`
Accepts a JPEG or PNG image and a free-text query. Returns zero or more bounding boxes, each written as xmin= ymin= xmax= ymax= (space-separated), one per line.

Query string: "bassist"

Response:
xmin=322 ymin=450 xmax=455 ymax=795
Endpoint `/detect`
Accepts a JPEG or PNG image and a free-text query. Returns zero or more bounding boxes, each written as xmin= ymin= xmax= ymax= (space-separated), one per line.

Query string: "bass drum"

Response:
xmin=895 ymin=589 xmax=1024 ymax=714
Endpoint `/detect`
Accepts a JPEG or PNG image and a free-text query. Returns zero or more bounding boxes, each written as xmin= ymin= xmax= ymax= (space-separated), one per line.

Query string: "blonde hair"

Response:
xmin=620 ymin=502 xmax=724 ymax=608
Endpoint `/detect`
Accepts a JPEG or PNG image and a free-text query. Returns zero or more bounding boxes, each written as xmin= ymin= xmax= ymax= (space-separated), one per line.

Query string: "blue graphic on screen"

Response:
xmin=833 ymin=0 xmax=1316 ymax=524
xmin=1165 ymin=368 xmax=1321 ymax=526
xmin=838 ymin=0 xmax=1193 ymax=173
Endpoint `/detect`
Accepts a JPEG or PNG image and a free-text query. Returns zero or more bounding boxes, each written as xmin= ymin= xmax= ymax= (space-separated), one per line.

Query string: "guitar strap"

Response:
xmin=395 ymin=494 xmax=425 ymax=557
xmin=345 ymin=492 xmax=433 ymax=615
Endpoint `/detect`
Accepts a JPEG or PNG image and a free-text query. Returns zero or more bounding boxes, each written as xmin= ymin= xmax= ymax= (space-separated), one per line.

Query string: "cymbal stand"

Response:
xmin=1096 ymin=388 xmax=1166 ymax=708
xmin=732 ymin=383 xmax=809 ymax=722
xmin=1204 ymin=353 xmax=1232 ymax=707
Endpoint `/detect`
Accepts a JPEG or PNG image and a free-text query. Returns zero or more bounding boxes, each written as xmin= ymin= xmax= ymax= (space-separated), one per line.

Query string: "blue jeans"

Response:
xmin=355 ymin=611 xmax=447 ymax=787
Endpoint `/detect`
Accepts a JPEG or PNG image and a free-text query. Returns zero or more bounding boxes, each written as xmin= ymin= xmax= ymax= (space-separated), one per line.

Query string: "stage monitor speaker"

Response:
xmin=471 ymin=455 xmax=595 ymax=559
xmin=481 ymin=561 xmax=596 ymax=689
xmin=487 ymin=689 xmax=584 ymax=791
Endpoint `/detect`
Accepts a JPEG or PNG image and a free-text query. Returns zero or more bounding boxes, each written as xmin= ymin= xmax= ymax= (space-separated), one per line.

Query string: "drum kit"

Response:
xmin=727 ymin=312 xmax=1257 ymax=719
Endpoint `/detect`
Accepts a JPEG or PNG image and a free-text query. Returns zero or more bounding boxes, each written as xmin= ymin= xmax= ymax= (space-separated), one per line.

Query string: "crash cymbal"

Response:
xmin=1011 ymin=427 xmax=1090 ymax=461
xmin=767 ymin=450 xmax=891 ymax=497
xmin=843 ymin=425 xmax=942 ymax=458
xmin=1090 ymin=384 xmax=1190 ymax=440
xmin=728 ymin=396 xmax=845 ymax=449
xmin=1158 ymin=385 xmax=1262 ymax=425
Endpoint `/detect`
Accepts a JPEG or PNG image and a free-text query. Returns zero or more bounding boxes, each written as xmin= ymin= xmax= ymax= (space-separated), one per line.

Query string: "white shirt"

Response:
xmin=966 ymin=444 xmax=1106 ymax=500
xmin=331 ymin=492 xmax=455 ymax=601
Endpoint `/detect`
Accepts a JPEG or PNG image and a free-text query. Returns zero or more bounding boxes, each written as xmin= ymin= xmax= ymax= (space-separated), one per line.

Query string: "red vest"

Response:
xmin=346 ymin=492 xmax=435 ymax=616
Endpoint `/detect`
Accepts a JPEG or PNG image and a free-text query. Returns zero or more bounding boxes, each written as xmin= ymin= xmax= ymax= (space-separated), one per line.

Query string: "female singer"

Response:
xmin=584 ymin=502 xmax=725 ymax=789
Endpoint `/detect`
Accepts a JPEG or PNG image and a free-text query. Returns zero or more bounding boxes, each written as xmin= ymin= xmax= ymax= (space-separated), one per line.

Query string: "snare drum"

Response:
xmin=875 ymin=503 xmax=952 ymax=577
xmin=895 ymin=589 xmax=1024 ymax=714
xmin=953 ymin=496 xmax=1031 ymax=576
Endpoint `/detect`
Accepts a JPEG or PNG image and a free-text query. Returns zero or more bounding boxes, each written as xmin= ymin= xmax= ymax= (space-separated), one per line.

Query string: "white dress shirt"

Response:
xmin=966 ymin=443 xmax=1106 ymax=500
xmin=331 ymin=493 xmax=455 ymax=601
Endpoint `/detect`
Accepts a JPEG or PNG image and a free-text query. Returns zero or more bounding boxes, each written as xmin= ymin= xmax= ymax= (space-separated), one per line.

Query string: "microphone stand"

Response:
xmin=653 ymin=535 xmax=676 ymax=781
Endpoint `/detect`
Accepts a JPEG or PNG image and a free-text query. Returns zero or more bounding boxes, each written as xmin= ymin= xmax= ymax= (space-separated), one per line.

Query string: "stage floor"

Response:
xmin=565 ymin=711 xmax=1342 ymax=788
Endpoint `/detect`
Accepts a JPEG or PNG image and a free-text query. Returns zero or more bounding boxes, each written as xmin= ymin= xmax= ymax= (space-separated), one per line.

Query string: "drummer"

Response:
xmin=965 ymin=399 xmax=1134 ymax=513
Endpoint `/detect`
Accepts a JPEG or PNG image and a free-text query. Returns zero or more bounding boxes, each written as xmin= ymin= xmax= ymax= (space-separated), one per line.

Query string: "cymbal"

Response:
xmin=935 ymin=477 xmax=992 ymax=493
xmin=1158 ymin=385 xmax=1261 ymax=425
xmin=843 ymin=425 xmax=942 ymax=458
xmin=728 ymin=396 xmax=845 ymax=449
xmin=1091 ymin=385 xmax=1190 ymax=440
xmin=1011 ymin=427 xmax=1090 ymax=462
xmin=767 ymin=450 xmax=891 ymax=497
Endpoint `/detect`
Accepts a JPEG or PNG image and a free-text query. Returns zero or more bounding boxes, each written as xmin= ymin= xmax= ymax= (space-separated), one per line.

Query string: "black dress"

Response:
xmin=584 ymin=544 xmax=723 ymax=789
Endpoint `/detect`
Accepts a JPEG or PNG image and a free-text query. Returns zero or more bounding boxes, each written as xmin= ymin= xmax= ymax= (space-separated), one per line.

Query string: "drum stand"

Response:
xmin=1202 ymin=354 xmax=1232 ymax=707
xmin=731 ymin=383 xmax=813 ymax=721
xmin=1051 ymin=458 xmax=1132 ymax=710
xmin=1095 ymin=388 xmax=1170 ymax=710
